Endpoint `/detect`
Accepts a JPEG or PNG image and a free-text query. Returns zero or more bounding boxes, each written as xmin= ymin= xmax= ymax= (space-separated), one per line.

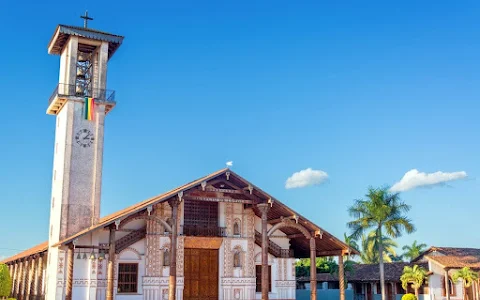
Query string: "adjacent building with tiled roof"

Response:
xmin=297 ymin=247 xmax=480 ymax=300
xmin=297 ymin=262 xmax=429 ymax=300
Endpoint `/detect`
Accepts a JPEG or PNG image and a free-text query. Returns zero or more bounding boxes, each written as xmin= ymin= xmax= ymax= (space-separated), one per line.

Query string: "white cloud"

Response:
xmin=226 ymin=161 xmax=233 ymax=167
xmin=390 ymin=169 xmax=468 ymax=192
xmin=285 ymin=168 xmax=329 ymax=189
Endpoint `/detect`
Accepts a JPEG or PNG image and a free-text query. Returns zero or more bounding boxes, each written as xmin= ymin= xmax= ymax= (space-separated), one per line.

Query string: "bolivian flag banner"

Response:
xmin=84 ymin=97 xmax=95 ymax=121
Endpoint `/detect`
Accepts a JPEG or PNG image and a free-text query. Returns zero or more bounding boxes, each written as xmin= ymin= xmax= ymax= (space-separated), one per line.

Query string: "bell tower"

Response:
xmin=45 ymin=13 xmax=124 ymax=299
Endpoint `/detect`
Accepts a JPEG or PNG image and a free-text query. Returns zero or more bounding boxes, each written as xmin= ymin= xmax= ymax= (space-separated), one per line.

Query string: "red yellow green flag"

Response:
xmin=84 ymin=97 xmax=95 ymax=121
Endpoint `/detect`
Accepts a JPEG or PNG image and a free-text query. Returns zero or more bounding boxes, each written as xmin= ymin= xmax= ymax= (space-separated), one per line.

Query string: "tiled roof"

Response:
xmin=2 ymin=168 xmax=355 ymax=263
xmin=2 ymin=168 xmax=227 ymax=264
xmin=413 ymin=246 xmax=480 ymax=263
xmin=1 ymin=241 xmax=48 ymax=264
xmin=48 ymin=24 xmax=124 ymax=58
xmin=298 ymin=262 xmax=429 ymax=283
xmin=427 ymin=255 xmax=480 ymax=270
xmin=54 ymin=168 xmax=230 ymax=247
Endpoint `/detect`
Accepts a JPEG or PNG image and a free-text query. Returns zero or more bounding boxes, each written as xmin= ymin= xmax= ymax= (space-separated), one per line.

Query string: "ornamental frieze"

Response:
xmin=221 ymin=277 xmax=256 ymax=285
xmin=275 ymin=280 xmax=296 ymax=287
xmin=142 ymin=277 xmax=169 ymax=285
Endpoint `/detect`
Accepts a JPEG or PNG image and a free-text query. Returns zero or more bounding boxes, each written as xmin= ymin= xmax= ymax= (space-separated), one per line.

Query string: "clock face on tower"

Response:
xmin=75 ymin=129 xmax=95 ymax=147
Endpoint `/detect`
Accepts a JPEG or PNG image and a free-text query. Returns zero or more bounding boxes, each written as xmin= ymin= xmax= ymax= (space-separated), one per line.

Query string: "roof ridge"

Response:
xmin=58 ymin=24 xmax=124 ymax=37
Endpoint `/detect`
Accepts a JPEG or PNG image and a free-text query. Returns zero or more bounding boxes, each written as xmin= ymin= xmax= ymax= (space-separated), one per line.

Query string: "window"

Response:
xmin=183 ymin=199 xmax=219 ymax=236
xmin=184 ymin=199 xmax=218 ymax=227
xmin=255 ymin=265 xmax=271 ymax=292
xmin=328 ymin=282 xmax=340 ymax=289
xmin=118 ymin=263 xmax=138 ymax=294
xmin=163 ymin=250 xmax=170 ymax=266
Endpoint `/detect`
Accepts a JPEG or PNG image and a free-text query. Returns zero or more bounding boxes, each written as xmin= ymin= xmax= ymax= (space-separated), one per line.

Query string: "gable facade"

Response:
xmin=3 ymin=169 xmax=353 ymax=300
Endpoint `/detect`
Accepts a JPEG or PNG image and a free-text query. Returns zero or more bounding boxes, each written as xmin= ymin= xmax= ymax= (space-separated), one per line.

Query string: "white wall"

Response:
xmin=428 ymin=260 xmax=465 ymax=300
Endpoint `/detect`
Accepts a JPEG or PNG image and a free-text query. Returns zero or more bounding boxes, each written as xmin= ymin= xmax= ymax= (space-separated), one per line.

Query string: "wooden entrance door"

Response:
xmin=184 ymin=248 xmax=219 ymax=300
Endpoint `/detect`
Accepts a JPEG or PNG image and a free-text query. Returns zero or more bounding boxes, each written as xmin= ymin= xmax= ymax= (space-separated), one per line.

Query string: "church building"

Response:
xmin=2 ymin=16 xmax=355 ymax=300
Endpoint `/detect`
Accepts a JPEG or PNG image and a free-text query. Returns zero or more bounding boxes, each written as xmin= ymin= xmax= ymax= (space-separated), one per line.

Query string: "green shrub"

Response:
xmin=402 ymin=293 xmax=417 ymax=300
xmin=0 ymin=263 xmax=12 ymax=298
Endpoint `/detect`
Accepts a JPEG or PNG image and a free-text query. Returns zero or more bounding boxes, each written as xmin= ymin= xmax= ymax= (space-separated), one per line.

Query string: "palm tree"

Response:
xmin=344 ymin=233 xmax=360 ymax=260
xmin=452 ymin=267 xmax=479 ymax=300
xmin=360 ymin=231 xmax=399 ymax=264
xmin=400 ymin=264 xmax=428 ymax=298
xmin=348 ymin=186 xmax=415 ymax=300
xmin=402 ymin=240 xmax=427 ymax=261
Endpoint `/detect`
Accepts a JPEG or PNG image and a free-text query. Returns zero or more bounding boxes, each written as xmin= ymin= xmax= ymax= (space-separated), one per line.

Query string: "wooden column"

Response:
xmin=36 ymin=254 xmax=45 ymax=298
xmin=258 ymin=203 xmax=270 ymax=300
xmin=339 ymin=254 xmax=345 ymax=300
xmin=12 ymin=262 xmax=18 ymax=298
xmin=65 ymin=245 xmax=75 ymax=300
xmin=445 ymin=269 xmax=451 ymax=300
xmin=107 ymin=226 xmax=117 ymax=300
xmin=168 ymin=196 xmax=181 ymax=300
xmin=476 ymin=280 xmax=480 ymax=300
xmin=16 ymin=260 xmax=23 ymax=300
xmin=8 ymin=264 xmax=13 ymax=280
xmin=21 ymin=257 xmax=30 ymax=300
xmin=27 ymin=256 xmax=35 ymax=300
xmin=309 ymin=237 xmax=317 ymax=300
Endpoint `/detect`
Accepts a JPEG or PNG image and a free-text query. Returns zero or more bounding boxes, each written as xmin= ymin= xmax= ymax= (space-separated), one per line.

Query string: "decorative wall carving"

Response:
xmin=91 ymin=260 xmax=96 ymax=275
xmin=275 ymin=280 xmax=296 ymax=287
xmin=176 ymin=236 xmax=184 ymax=277
xmin=223 ymin=239 xmax=232 ymax=277
xmin=57 ymin=257 xmax=64 ymax=274
xmin=97 ymin=260 xmax=103 ymax=277
xmin=146 ymin=213 xmax=161 ymax=276
xmin=225 ymin=203 xmax=233 ymax=236
xmin=72 ymin=279 xmax=107 ymax=287
xmin=176 ymin=202 xmax=182 ymax=232
xmin=221 ymin=278 xmax=256 ymax=285
xmin=283 ymin=259 xmax=287 ymax=281
xmin=247 ymin=239 xmax=255 ymax=277
xmin=119 ymin=247 xmax=142 ymax=260
xmin=246 ymin=209 xmax=254 ymax=238
xmin=162 ymin=289 xmax=168 ymax=300
xmin=142 ymin=277 xmax=169 ymax=285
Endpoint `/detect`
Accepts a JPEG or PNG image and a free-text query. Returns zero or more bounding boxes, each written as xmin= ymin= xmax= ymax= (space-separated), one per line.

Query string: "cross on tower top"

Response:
xmin=80 ymin=10 xmax=93 ymax=28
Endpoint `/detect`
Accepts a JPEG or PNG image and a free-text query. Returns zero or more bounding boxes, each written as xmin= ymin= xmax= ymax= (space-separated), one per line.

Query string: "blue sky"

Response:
xmin=1 ymin=0 xmax=479 ymax=259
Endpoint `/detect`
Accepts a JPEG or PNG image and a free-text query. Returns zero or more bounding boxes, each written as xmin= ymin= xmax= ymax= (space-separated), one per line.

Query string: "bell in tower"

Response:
xmin=46 ymin=13 xmax=124 ymax=115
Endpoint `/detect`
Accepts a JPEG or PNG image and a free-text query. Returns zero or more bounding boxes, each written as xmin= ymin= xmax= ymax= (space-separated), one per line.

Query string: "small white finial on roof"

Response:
xmin=226 ymin=161 xmax=233 ymax=167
